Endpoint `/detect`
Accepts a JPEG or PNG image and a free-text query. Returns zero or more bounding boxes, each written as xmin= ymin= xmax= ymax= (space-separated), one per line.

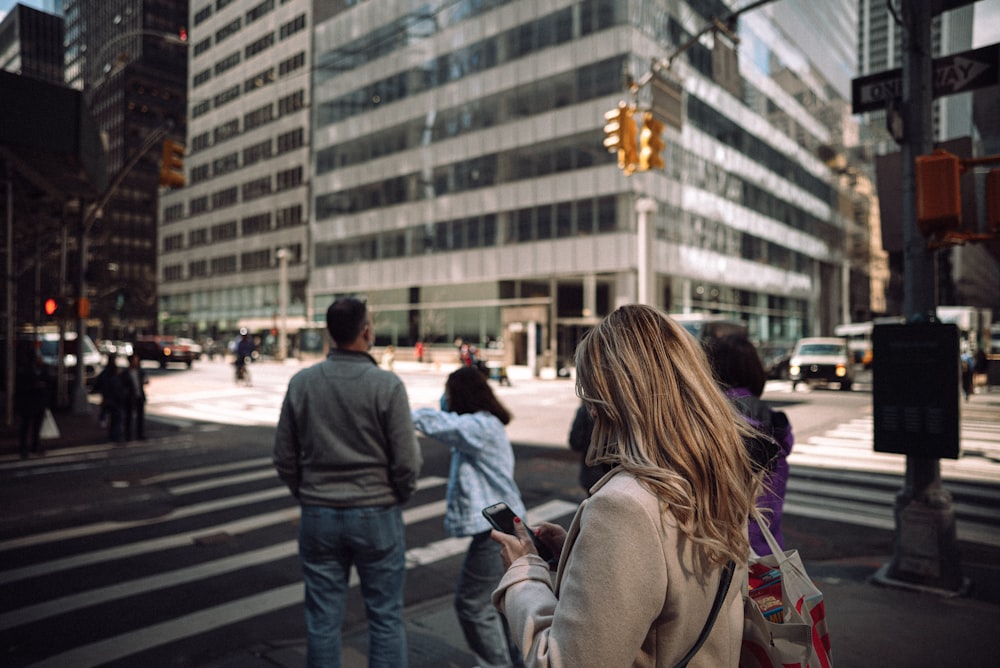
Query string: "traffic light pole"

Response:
xmin=71 ymin=120 xmax=174 ymax=413
xmin=873 ymin=0 xmax=965 ymax=594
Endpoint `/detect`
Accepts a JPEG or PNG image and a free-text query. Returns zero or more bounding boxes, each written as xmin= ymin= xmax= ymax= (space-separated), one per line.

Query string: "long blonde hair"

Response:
xmin=575 ymin=305 xmax=761 ymax=565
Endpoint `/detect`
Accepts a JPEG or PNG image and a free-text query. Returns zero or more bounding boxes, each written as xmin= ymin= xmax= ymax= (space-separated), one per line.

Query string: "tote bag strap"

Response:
xmin=673 ymin=559 xmax=735 ymax=668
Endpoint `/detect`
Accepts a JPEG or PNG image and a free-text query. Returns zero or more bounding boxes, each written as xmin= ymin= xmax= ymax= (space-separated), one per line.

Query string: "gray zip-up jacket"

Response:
xmin=273 ymin=349 xmax=422 ymax=507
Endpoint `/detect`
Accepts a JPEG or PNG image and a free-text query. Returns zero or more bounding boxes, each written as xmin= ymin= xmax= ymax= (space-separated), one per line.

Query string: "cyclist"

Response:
xmin=234 ymin=329 xmax=255 ymax=382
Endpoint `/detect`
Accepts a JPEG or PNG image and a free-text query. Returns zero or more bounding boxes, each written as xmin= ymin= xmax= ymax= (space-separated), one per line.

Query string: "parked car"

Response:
xmin=98 ymin=339 xmax=134 ymax=358
xmin=15 ymin=331 xmax=104 ymax=388
xmin=788 ymin=337 xmax=854 ymax=391
xmin=134 ymin=336 xmax=194 ymax=369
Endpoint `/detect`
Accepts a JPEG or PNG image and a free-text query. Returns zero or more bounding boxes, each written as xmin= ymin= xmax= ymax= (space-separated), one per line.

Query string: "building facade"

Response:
xmin=58 ymin=0 xmax=189 ymax=340
xmin=306 ymin=0 xmax=849 ymax=370
xmin=158 ymin=0 xmax=312 ymax=355
xmin=0 ymin=3 xmax=64 ymax=84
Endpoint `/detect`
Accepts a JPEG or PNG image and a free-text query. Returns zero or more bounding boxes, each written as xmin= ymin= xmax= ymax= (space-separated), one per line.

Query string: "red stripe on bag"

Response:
xmin=795 ymin=598 xmax=832 ymax=668
xmin=740 ymin=640 xmax=778 ymax=668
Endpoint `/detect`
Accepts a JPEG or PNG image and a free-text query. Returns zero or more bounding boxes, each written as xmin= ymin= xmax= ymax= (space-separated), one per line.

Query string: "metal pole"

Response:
xmin=276 ymin=248 xmax=288 ymax=361
xmin=636 ymin=197 xmax=656 ymax=305
xmin=4 ymin=175 xmax=13 ymax=427
xmin=876 ymin=0 xmax=964 ymax=594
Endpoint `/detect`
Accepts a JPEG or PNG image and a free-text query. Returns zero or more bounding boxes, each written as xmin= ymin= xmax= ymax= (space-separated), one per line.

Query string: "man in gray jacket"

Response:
xmin=274 ymin=296 xmax=422 ymax=668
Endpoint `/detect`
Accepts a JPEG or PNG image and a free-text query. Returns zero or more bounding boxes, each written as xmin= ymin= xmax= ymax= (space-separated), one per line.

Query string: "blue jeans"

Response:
xmin=299 ymin=504 xmax=408 ymax=668
xmin=455 ymin=531 xmax=524 ymax=667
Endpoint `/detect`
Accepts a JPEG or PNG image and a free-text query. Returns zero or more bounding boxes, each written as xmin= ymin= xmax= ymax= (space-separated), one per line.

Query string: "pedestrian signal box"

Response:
xmin=914 ymin=150 xmax=961 ymax=237
xmin=872 ymin=322 xmax=960 ymax=459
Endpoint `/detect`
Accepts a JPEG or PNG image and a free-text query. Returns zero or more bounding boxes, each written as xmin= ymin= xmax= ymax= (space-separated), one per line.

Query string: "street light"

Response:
xmin=276 ymin=248 xmax=289 ymax=361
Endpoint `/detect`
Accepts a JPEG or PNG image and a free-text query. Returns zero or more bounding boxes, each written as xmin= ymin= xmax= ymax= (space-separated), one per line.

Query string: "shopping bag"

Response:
xmin=740 ymin=513 xmax=832 ymax=668
xmin=39 ymin=408 xmax=61 ymax=440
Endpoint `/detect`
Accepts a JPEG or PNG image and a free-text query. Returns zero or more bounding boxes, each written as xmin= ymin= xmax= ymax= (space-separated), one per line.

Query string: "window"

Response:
xmin=189 ymin=259 xmax=208 ymax=277
xmin=212 ymin=187 xmax=238 ymax=209
xmin=276 ymin=166 xmax=302 ymax=191
xmin=243 ymin=139 xmax=272 ymax=165
xmin=190 ymin=164 xmax=210 ymax=184
xmin=216 ymin=18 xmax=241 ymax=43
xmin=214 ymin=51 xmax=241 ymax=75
xmin=210 ymin=255 xmax=237 ymax=275
xmin=191 ymin=132 xmax=210 ymax=152
xmin=212 ymin=152 xmax=239 ymax=176
xmin=279 ymin=51 xmax=305 ymax=77
xmin=214 ymin=119 xmax=240 ymax=143
xmin=163 ymin=203 xmax=184 ymax=223
xmin=189 ymin=228 xmax=209 ymax=246
xmin=193 ymin=37 xmax=211 ymax=57
xmin=276 ymin=127 xmax=303 ymax=153
xmin=193 ymin=68 xmax=211 ymax=88
xmin=242 ymin=176 xmax=272 ymax=201
xmin=192 ymin=100 xmax=211 ymax=118
xmin=245 ymin=32 xmax=275 ymax=59
xmin=213 ymin=84 xmax=240 ymax=108
xmin=275 ymin=204 xmax=302 ymax=228
xmin=190 ymin=196 xmax=209 ymax=215
xmin=245 ymin=0 xmax=274 ymax=24
xmin=241 ymin=249 xmax=271 ymax=271
xmin=163 ymin=264 xmax=183 ymax=282
xmin=278 ymin=90 xmax=304 ymax=116
xmin=241 ymin=212 xmax=271 ymax=235
xmin=244 ymin=67 xmax=275 ymax=93
xmin=194 ymin=5 xmax=212 ymax=26
xmin=279 ymin=14 xmax=306 ymax=40
xmin=243 ymin=103 xmax=275 ymax=131
xmin=163 ymin=233 xmax=183 ymax=251
xmin=211 ymin=220 xmax=238 ymax=241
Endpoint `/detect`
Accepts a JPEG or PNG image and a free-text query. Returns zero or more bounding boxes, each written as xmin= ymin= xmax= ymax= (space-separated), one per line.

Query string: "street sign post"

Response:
xmin=852 ymin=43 xmax=999 ymax=114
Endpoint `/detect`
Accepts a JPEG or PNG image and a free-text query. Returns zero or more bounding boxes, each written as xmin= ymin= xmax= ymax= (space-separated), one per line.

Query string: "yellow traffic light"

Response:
xmin=639 ymin=113 xmax=665 ymax=171
xmin=603 ymin=103 xmax=638 ymax=175
xmin=160 ymin=139 xmax=186 ymax=188
xmin=914 ymin=149 xmax=961 ymax=237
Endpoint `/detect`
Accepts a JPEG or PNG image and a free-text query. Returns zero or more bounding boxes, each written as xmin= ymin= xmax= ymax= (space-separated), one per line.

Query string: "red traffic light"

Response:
xmin=44 ymin=298 xmax=59 ymax=316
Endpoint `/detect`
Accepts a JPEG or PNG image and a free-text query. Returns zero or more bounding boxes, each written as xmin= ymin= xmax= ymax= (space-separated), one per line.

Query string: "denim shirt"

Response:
xmin=412 ymin=407 xmax=527 ymax=537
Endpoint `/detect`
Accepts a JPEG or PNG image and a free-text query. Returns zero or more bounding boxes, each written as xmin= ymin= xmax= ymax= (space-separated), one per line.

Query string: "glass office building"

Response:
xmin=309 ymin=0 xmax=849 ymax=370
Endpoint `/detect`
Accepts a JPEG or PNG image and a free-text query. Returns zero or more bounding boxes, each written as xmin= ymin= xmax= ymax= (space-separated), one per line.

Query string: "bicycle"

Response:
xmin=235 ymin=357 xmax=252 ymax=386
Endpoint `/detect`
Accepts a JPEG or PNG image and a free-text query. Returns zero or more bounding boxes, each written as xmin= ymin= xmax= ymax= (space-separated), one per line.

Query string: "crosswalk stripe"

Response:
xmin=16 ymin=499 xmax=580 ymax=668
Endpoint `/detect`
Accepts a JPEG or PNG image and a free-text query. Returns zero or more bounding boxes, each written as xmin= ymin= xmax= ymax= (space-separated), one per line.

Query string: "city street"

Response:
xmin=1 ymin=358 xmax=999 ymax=666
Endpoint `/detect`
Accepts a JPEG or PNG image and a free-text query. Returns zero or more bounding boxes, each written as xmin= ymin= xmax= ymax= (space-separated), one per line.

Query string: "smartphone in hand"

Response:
xmin=482 ymin=502 xmax=555 ymax=564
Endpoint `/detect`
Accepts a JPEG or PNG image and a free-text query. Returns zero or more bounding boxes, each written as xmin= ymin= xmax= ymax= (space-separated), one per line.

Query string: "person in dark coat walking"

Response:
xmin=124 ymin=353 xmax=148 ymax=440
xmin=568 ymin=403 xmax=612 ymax=495
xmin=94 ymin=357 xmax=126 ymax=443
xmin=15 ymin=346 xmax=51 ymax=458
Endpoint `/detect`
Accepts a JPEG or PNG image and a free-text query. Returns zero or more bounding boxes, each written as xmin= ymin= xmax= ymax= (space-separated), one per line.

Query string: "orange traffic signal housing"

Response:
xmin=160 ymin=139 xmax=186 ymax=188
xmin=639 ymin=113 xmax=665 ymax=171
xmin=914 ymin=149 xmax=961 ymax=237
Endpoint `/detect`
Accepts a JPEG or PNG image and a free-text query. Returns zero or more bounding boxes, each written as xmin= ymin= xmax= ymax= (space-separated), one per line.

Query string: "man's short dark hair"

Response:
xmin=326 ymin=297 xmax=368 ymax=346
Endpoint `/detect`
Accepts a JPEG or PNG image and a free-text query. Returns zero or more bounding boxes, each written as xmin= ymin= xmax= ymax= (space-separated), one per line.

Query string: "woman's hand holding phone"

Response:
xmin=491 ymin=515 xmax=538 ymax=570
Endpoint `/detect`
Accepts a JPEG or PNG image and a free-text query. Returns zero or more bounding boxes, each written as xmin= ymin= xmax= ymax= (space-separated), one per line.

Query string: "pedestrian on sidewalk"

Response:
xmin=490 ymin=305 xmax=762 ymax=666
xmin=15 ymin=345 xmax=51 ymax=458
xmin=273 ymin=296 xmax=423 ymax=668
xmin=124 ymin=353 xmax=148 ymax=441
xmin=706 ymin=334 xmax=792 ymax=555
xmin=93 ymin=356 xmax=126 ymax=444
xmin=412 ymin=365 xmax=527 ymax=668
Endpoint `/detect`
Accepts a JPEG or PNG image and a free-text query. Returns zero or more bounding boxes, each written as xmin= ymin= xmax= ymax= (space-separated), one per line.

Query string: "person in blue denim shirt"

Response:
xmin=412 ymin=366 xmax=526 ymax=668
xmin=274 ymin=297 xmax=422 ymax=668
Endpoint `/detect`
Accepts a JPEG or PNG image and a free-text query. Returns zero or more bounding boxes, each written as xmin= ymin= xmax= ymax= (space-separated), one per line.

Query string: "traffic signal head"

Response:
xmin=602 ymin=103 xmax=638 ymax=175
xmin=160 ymin=139 xmax=186 ymax=188
xmin=44 ymin=297 xmax=60 ymax=317
xmin=639 ymin=113 xmax=665 ymax=171
xmin=914 ymin=149 xmax=961 ymax=237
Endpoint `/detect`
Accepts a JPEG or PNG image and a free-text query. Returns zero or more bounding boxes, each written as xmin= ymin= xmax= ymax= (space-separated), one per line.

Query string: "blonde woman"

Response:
xmin=491 ymin=305 xmax=762 ymax=667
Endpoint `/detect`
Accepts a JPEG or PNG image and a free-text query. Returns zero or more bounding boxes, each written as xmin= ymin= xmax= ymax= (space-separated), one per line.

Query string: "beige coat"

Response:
xmin=492 ymin=470 xmax=747 ymax=667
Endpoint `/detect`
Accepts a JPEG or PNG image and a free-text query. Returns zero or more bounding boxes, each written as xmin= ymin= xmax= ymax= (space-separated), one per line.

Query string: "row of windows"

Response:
xmin=163 ymin=242 xmax=303 ymax=282
xmin=166 ymin=204 xmax=304 ymax=255
xmin=314 ymin=195 xmax=619 ymax=267
xmin=316 ymin=0 xmax=622 ymax=127
xmin=188 ymin=127 xmax=303 ymax=187
xmin=180 ymin=162 xmax=305 ymax=220
xmin=316 ymin=56 xmax=623 ymax=173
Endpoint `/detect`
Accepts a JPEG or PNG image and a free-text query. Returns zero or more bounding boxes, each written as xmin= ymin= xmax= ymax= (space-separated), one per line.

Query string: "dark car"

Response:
xmin=134 ymin=336 xmax=194 ymax=369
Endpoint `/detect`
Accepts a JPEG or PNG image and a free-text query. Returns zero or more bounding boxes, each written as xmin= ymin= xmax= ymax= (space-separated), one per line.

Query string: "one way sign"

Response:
xmin=852 ymin=43 xmax=999 ymax=114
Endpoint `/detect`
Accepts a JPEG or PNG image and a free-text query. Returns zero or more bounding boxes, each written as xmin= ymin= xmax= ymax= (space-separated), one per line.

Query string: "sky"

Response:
xmin=1 ymin=0 xmax=999 ymax=60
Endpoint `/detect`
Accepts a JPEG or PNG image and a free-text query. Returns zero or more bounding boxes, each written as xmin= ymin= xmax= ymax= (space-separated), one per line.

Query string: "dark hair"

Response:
xmin=706 ymin=334 xmax=767 ymax=397
xmin=326 ymin=297 xmax=368 ymax=346
xmin=445 ymin=366 xmax=511 ymax=425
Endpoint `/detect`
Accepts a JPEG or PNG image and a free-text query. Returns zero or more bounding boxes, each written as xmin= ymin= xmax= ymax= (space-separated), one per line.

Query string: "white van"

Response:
xmin=32 ymin=331 xmax=103 ymax=387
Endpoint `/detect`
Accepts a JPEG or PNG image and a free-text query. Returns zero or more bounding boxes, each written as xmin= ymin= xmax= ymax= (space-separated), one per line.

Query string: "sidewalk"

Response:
xmin=2 ymin=386 xmax=999 ymax=667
